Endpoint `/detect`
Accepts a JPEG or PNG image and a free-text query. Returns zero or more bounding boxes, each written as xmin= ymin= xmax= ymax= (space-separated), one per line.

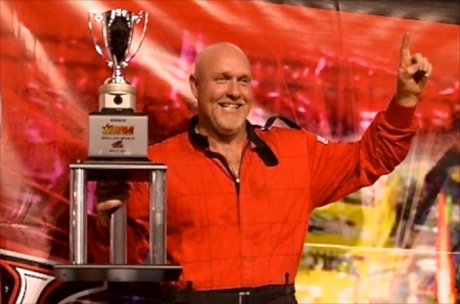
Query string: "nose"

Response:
xmin=226 ymin=79 xmax=241 ymax=99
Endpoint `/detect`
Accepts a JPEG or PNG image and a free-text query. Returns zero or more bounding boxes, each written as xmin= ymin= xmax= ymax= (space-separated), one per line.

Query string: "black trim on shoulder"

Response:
xmin=187 ymin=115 xmax=278 ymax=167
xmin=247 ymin=123 xmax=279 ymax=166
xmin=263 ymin=116 xmax=302 ymax=130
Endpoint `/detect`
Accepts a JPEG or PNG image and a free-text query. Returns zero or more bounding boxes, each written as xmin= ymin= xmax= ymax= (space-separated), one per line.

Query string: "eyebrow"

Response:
xmin=212 ymin=71 xmax=252 ymax=79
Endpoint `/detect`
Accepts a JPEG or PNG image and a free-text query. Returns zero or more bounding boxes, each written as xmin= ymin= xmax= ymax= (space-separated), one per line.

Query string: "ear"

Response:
xmin=189 ymin=74 xmax=199 ymax=99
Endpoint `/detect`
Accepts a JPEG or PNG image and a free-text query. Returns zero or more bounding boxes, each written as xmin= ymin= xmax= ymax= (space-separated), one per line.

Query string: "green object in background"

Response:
xmin=446 ymin=194 xmax=453 ymax=223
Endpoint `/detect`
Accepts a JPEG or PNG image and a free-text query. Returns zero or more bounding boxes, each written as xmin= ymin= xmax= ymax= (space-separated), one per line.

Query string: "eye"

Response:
xmin=215 ymin=76 xmax=229 ymax=83
xmin=238 ymin=77 xmax=251 ymax=85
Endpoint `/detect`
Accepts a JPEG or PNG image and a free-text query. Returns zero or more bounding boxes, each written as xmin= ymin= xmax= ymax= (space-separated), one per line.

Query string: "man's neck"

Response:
xmin=208 ymin=132 xmax=246 ymax=154
xmin=205 ymin=130 xmax=247 ymax=177
xmin=195 ymin=125 xmax=247 ymax=153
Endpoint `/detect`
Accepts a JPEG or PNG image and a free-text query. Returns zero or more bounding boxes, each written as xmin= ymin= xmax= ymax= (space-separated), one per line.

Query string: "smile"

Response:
xmin=219 ymin=103 xmax=242 ymax=109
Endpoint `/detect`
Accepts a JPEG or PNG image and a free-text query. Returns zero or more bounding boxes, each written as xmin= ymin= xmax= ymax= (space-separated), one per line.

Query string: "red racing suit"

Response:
xmin=89 ymin=99 xmax=418 ymax=291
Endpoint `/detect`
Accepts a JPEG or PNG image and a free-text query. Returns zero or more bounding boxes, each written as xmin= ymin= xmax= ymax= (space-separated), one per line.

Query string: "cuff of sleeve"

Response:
xmin=384 ymin=97 xmax=416 ymax=129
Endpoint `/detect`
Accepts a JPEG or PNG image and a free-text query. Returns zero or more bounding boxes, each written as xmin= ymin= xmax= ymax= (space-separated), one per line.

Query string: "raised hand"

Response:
xmin=395 ymin=33 xmax=433 ymax=107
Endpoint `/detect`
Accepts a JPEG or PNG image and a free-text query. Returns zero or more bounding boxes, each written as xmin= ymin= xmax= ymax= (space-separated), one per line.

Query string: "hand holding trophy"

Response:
xmin=53 ymin=8 xmax=181 ymax=284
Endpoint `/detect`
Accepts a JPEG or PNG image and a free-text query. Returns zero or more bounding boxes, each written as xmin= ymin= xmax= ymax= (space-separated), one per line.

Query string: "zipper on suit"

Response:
xmin=205 ymin=142 xmax=250 ymax=196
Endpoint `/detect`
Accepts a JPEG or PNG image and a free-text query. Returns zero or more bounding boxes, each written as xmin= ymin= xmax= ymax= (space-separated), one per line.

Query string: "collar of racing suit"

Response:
xmin=187 ymin=115 xmax=279 ymax=167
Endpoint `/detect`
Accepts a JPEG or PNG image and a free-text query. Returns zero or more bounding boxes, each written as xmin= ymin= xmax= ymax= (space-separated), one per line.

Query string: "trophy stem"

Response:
xmin=112 ymin=66 xmax=128 ymax=84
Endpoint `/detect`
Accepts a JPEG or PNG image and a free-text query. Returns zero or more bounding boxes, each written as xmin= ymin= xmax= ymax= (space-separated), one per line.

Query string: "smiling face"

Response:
xmin=189 ymin=43 xmax=253 ymax=140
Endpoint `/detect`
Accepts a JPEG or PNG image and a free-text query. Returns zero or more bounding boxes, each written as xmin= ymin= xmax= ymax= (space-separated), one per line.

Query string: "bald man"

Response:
xmin=90 ymin=36 xmax=432 ymax=303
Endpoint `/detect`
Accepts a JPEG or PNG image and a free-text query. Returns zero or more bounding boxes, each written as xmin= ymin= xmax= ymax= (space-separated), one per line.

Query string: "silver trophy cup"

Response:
xmin=87 ymin=9 xmax=149 ymax=159
xmin=88 ymin=9 xmax=148 ymax=111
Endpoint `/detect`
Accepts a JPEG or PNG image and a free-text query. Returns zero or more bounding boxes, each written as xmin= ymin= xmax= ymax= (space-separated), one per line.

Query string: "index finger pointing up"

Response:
xmin=400 ymin=32 xmax=411 ymax=66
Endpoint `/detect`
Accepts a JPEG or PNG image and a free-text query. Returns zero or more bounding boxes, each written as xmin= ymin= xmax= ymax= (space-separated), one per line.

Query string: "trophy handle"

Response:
xmin=88 ymin=10 xmax=112 ymax=66
xmin=124 ymin=11 xmax=149 ymax=65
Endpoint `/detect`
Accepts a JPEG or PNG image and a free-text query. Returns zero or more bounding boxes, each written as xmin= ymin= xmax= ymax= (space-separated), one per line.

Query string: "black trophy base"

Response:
xmin=54 ymin=264 xmax=182 ymax=282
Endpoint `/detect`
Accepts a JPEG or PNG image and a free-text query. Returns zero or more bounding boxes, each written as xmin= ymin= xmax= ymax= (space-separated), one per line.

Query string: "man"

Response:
xmin=89 ymin=33 xmax=432 ymax=303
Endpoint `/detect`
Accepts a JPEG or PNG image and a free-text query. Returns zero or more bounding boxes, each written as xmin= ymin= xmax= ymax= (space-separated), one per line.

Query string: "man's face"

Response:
xmin=190 ymin=46 xmax=253 ymax=138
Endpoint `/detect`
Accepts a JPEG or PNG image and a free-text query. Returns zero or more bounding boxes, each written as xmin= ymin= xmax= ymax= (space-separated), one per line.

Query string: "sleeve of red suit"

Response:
xmin=308 ymin=98 xmax=418 ymax=207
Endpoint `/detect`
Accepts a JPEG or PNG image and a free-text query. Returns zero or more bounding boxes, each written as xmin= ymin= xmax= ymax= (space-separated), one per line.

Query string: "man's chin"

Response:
xmin=215 ymin=123 xmax=245 ymax=138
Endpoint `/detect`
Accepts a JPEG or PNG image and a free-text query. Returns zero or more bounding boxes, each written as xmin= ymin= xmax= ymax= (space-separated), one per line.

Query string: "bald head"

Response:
xmin=193 ymin=42 xmax=251 ymax=80
xmin=188 ymin=42 xmax=253 ymax=140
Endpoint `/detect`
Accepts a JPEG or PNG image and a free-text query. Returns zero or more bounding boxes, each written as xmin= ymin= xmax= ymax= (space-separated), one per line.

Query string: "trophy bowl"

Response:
xmin=88 ymin=9 xmax=148 ymax=111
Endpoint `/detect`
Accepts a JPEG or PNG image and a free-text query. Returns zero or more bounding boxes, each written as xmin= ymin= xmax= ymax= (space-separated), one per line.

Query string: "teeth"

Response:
xmin=220 ymin=104 xmax=240 ymax=108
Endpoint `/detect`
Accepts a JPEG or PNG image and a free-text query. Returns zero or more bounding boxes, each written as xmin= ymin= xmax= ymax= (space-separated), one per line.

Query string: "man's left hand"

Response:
xmin=395 ymin=33 xmax=433 ymax=107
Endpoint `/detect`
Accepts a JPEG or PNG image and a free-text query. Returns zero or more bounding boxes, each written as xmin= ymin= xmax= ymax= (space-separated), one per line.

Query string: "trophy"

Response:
xmin=53 ymin=9 xmax=181 ymax=284
xmin=87 ymin=8 xmax=148 ymax=159
xmin=89 ymin=8 xmax=147 ymax=112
